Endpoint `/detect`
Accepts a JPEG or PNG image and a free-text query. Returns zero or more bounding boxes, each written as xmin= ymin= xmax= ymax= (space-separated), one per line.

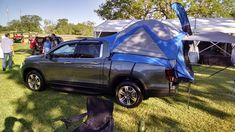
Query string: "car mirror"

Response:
xmin=108 ymin=53 xmax=114 ymax=60
xmin=46 ymin=53 xmax=53 ymax=60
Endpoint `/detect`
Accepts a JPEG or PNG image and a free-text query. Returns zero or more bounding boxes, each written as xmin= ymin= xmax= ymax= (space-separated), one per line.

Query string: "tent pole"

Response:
xmin=199 ymin=43 xmax=217 ymax=54
xmin=233 ymin=79 xmax=235 ymax=96
xmin=187 ymin=82 xmax=192 ymax=109
xmin=211 ymin=41 xmax=231 ymax=56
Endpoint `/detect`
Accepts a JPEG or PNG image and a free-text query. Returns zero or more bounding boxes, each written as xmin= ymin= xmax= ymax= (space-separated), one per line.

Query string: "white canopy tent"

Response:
xmin=94 ymin=18 xmax=235 ymax=37
xmin=184 ymin=32 xmax=235 ymax=65
xmin=94 ymin=20 xmax=139 ymax=37
xmin=94 ymin=18 xmax=235 ymax=66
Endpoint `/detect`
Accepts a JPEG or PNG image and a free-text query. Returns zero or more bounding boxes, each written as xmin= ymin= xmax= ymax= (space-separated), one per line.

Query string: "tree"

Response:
xmin=6 ymin=15 xmax=42 ymax=32
xmin=72 ymin=21 xmax=94 ymax=36
xmin=54 ymin=19 xmax=73 ymax=34
xmin=231 ymin=1 xmax=235 ymax=19
xmin=7 ymin=19 xmax=22 ymax=31
xmin=95 ymin=0 xmax=234 ymax=20
xmin=0 ymin=25 xmax=8 ymax=32
xmin=43 ymin=19 xmax=56 ymax=34
xmin=188 ymin=0 xmax=233 ymax=18
xmin=95 ymin=0 xmax=134 ymax=19
xmin=53 ymin=19 xmax=94 ymax=35
xmin=20 ymin=15 xmax=42 ymax=32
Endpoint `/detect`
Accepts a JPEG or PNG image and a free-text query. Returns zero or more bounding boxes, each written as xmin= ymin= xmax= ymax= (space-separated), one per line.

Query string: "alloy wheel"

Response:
xmin=117 ymin=85 xmax=138 ymax=106
xmin=27 ymin=74 xmax=41 ymax=90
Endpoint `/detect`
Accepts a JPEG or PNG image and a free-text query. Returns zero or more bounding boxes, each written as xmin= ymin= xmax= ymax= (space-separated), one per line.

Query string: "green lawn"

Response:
xmin=0 ymin=42 xmax=235 ymax=131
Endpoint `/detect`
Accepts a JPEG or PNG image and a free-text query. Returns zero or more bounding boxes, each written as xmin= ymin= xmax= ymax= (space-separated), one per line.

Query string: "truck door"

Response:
xmin=72 ymin=41 xmax=104 ymax=90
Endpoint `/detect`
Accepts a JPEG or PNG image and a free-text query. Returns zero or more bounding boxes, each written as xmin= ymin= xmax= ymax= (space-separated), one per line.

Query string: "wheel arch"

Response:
xmin=23 ymin=68 xmax=45 ymax=83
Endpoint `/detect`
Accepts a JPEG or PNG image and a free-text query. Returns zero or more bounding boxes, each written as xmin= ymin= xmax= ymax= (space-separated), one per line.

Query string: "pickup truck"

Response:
xmin=20 ymin=36 xmax=189 ymax=108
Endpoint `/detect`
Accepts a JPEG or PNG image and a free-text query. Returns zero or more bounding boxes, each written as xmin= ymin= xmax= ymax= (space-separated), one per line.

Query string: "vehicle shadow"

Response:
xmin=159 ymin=65 xmax=235 ymax=120
xmin=146 ymin=114 xmax=184 ymax=131
xmin=14 ymin=49 xmax=32 ymax=55
xmin=113 ymin=104 xmax=185 ymax=131
xmin=11 ymin=90 xmax=89 ymax=131
xmin=2 ymin=62 xmax=123 ymax=131
xmin=5 ymin=64 xmax=24 ymax=85
xmin=2 ymin=116 xmax=33 ymax=132
xmin=162 ymin=92 xmax=232 ymax=119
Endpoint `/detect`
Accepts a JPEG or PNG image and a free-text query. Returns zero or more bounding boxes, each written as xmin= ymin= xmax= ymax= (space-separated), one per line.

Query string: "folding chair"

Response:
xmin=61 ymin=96 xmax=114 ymax=132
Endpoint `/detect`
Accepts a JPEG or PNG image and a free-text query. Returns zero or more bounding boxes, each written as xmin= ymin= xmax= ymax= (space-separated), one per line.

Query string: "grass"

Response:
xmin=0 ymin=41 xmax=235 ymax=131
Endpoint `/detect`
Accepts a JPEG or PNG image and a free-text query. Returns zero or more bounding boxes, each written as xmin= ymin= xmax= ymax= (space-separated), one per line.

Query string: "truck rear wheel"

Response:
xmin=115 ymin=81 xmax=143 ymax=108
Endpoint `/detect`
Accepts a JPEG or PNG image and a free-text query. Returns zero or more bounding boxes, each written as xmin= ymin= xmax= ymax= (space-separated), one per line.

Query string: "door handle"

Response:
xmin=64 ymin=61 xmax=72 ymax=64
xmin=90 ymin=62 xmax=100 ymax=65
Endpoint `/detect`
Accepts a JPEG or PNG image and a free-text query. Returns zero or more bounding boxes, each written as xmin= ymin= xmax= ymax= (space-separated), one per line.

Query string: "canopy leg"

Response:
xmin=233 ymin=78 xmax=235 ymax=96
xmin=187 ymin=82 xmax=192 ymax=109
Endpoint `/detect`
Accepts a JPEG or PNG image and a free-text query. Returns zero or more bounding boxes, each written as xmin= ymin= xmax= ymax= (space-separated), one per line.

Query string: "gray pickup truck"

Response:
xmin=20 ymin=34 xmax=191 ymax=108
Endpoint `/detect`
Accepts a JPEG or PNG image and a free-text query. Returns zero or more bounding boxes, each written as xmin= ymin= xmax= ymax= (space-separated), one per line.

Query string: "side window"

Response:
xmin=52 ymin=44 xmax=76 ymax=58
xmin=77 ymin=43 xmax=102 ymax=58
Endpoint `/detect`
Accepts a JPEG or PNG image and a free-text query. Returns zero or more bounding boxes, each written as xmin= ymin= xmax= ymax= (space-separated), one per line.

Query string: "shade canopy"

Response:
xmin=95 ymin=18 xmax=235 ymax=36
xmin=184 ymin=31 xmax=235 ymax=43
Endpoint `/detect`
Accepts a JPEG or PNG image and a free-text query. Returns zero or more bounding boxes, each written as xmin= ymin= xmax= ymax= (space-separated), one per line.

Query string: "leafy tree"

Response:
xmin=7 ymin=15 xmax=42 ymax=32
xmin=54 ymin=19 xmax=94 ymax=36
xmin=188 ymin=0 xmax=233 ymax=18
xmin=95 ymin=0 xmax=234 ymax=19
xmin=72 ymin=21 xmax=94 ymax=36
xmin=43 ymin=19 xmax=56 ymax=34
xmin=54 ymin=19 xmax=73 ymax=34
xmin=7 ymin=19 xmax=22 ymax=31
xmin=231 ymin=1 xmax=235 ymax=19
xmin=0 ymin=25 xmax=8 ymax=32
xmin=20 ymin=15 xmax=42 ymax=32
xmin=95 ymin=0 xmax=134 ymax=19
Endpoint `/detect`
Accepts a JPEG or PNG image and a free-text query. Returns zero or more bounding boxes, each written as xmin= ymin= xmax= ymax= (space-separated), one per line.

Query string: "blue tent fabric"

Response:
xmin=98 ymin=20 xmax=194 ymax=81
xmin=112 ymin=53 xmax=173 ymax=68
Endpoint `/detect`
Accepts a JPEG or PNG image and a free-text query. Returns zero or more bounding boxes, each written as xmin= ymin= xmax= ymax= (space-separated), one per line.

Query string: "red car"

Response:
xmin=13 ymin=33 xmax=24 ymax=43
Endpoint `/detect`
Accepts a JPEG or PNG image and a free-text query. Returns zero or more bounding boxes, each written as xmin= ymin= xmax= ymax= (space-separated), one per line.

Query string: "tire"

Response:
xmin=115 ymin=81 xmax=143 ymax=108
xmin=26 ymin=70 xmax=45 ymax=91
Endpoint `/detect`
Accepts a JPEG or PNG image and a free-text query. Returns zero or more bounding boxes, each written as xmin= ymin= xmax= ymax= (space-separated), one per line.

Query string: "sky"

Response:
xmin=0 ymin=0 xmax=106 ymax=26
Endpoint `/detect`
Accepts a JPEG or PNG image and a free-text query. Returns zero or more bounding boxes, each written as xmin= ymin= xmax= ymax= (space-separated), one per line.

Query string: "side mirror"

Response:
xmin=46 ymin=53 xmax=53 ymax=60
xmin=108 ymin=53 xmax=114 ymax=60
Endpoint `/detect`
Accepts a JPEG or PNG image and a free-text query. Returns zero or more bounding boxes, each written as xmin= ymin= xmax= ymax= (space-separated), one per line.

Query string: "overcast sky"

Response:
xmin=0 ymin=0 xmax=106 ymax=26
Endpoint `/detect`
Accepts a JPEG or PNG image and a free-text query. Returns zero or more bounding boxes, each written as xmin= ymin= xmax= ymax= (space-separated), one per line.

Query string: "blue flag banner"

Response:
xmin=171 ymin=2 xmax=192 ymax=35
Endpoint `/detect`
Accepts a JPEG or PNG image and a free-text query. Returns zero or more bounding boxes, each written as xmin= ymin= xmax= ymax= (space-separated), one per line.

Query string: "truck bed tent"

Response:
xmin=98 ymin=20 xmax=194 ymax=81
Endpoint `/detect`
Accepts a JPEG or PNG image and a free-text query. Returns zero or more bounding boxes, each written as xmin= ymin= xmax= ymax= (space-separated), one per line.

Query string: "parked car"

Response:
xmin=29 ymin=36 xmax=63 ymax=55
xmin=13 ymin=33 xmax=24 ymax=43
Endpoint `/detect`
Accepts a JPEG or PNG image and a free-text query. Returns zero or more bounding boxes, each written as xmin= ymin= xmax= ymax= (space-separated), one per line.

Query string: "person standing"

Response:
xmin=43 ymin=36 xmax=52 ymax=54
xmin=1 ymin=33 xmax=14 ymax=71
xmin=51 ymin=33 xmax=58 ymax=48
xmin=0 ymin=35 xmax=4 ymax=58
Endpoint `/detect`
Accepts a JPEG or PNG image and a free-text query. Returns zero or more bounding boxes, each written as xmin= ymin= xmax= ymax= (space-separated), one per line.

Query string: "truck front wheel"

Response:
xmin=26 ymin=70 xmax=45 ymax=91
xmin=115 ymin=81 xmax=143 ymax=108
